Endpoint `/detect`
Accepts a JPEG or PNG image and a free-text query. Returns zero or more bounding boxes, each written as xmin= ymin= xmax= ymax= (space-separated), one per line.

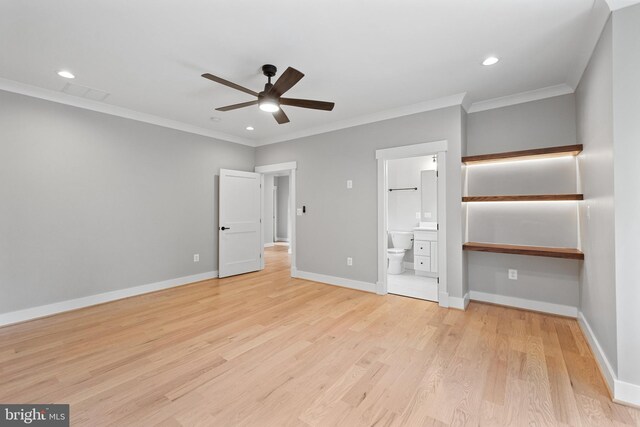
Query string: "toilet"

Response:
xmin=387 ymin=231 xmax=414 ymax=275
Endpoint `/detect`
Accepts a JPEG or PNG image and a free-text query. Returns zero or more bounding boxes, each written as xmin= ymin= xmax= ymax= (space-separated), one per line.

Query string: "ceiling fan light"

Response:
xmin=259 ymin=99 xmax=280 ymax=112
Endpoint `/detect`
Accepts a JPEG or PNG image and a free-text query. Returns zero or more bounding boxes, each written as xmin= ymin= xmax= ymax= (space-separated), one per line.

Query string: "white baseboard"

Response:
xmin=578 ymin=311 xmax=640 ymax=407
xmin=0 ymin=270 xmax=218 ymax=327
xmin=469 ymin=290 xmax=577 ymax=318
xmin=264 ymin=242 xmax=275 ymax=248
xmin=403 ymin=261 xmax=414 ymax=270
xmin=577 ymin=311 xmax=616 ymax=394
xmin=438 ymin=291 xmax=450 ymax=308
xmin=276 ymin=237 xmax=290 ymax=243
xmin=295 ymin=270 xmax=376 ymax=294
xmin=449 ymin=292 xmax=470 ymax=310
xmin=615 ymin=380 xmax=640 ymax=408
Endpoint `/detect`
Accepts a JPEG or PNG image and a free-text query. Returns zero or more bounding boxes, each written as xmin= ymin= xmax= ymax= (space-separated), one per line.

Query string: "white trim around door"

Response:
xmin=376 ymin=141 xmax=448 ymax=308
xmin=255 ymin=162 xmax=297 ymax=276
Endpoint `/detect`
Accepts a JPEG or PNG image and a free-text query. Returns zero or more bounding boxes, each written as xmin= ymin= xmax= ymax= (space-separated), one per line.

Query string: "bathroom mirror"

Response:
xmin=420 ymin=170 xmax=438 ymax=222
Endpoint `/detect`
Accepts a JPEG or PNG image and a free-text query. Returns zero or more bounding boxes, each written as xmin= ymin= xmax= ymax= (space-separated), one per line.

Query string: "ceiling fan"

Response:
xmin=201 ymin=64 xmax=335 ymax=124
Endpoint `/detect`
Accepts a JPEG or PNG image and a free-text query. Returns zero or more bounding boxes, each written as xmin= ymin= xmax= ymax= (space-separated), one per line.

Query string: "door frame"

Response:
xmin=255 ymin=161 xmax=297 ymax=276
xmin=375 ymin=140 xmax=449 ymax=307
xmin=272 ymin=185 xmax=277 ymax=244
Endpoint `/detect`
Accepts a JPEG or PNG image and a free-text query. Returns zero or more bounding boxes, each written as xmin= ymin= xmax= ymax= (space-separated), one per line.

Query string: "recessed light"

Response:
xmin=482 ymin=56 xmax=499 ymax=66
xmin=246 ymin=126 xmax=254 ymax=131
xmin=57 ymin=70 xmax=75 ymax=79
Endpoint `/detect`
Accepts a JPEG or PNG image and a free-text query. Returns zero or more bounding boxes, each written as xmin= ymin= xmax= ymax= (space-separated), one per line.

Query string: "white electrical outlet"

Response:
xmin=508 ymin=269 xmax=517 ymax=280
xmin=424 ymin=212 xmax=432 ymax=219
xmin=347 ymin=179 xmax=353 ymax=189
xmin=347 ymin=257 xmax=353 ymax=266
xmin=415 ymin=212 xmax=421 ymax=219
xmin=193 ymin=254 xmax=200 ymax=262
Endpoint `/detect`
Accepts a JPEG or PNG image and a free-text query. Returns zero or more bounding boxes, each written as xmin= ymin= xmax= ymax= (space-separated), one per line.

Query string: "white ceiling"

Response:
xmin=0 ymin=0 xmax=617 ymax=146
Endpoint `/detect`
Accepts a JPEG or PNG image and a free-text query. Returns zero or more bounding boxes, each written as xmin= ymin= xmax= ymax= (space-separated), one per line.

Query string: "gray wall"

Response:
xmin=466 ymin=94 xmax=581 ymax=307
xmin=256 ymin=106 xmax=466 ymax=298
xmin=466 ymin=94 xmax=577 ymax=155
xmin=575 ymin=18 xmax=617 ymax=374
xmin=0 ymin=90 xmax=255 ymax=313
xmin=612 ymin=4 xmax=640 ymax=387
xmin=262 ymin=175 xmax=275 ymax=245
xmin=275 ymin=175 xmax=289 ymax=240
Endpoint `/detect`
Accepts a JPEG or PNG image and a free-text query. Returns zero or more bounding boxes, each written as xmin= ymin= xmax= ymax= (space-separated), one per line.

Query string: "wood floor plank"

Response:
xmin=0 ymin=245 xmax=638 ymax=426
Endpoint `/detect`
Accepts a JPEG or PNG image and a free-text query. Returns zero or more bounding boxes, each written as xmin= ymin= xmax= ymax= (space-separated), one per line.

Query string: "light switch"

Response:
xmin=415 ymin=212 xmax=421 ymax=219
xmin=347 ymin=180 xmax=353 ymax=189
xmin=297 ymin=208 xmax=303 ymax=216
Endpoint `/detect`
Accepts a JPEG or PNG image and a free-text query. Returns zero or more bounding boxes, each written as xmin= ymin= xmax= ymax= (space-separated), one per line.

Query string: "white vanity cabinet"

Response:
xmin=413 ymin=229 xmax=437 ymax=275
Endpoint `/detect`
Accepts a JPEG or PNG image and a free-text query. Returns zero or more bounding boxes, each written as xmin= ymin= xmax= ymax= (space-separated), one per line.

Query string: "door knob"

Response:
xmin=220 ymin=226 xmax=230 ymax=231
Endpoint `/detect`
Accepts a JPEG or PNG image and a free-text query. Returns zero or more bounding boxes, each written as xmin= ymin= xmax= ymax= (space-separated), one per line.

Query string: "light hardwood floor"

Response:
xmin=1 ymin=246 xmax=638 ymax=426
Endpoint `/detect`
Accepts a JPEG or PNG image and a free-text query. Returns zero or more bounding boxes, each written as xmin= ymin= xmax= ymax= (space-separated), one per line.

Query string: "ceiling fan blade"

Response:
xmin=215 ymin=100 xmax=258 ymax=112
xmin=270 ymin=67 xmax=304 ymax=97
xmin=280 ymin=98 xmax=335 ymax=111
xmin=202 ymin=73 xmax=258 ymax=97
xmin=273 ymin=108 xmax=290 ymax=124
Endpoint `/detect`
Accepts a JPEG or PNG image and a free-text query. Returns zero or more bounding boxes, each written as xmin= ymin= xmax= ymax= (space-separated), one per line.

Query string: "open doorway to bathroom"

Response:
xmin=376 ymin=141 xmax=447 ymax=305
xmin=387 ymin=156 xmax=439 ymax=300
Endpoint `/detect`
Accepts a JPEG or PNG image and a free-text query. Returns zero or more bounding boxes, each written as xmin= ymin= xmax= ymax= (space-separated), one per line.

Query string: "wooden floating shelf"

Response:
xmin=462 ymin=144 xmax=583 ymax=165
xmin=463 ymin=194 xmax=584 ymax=202
xmin=463 ymin=242 xmax=584 ymax=260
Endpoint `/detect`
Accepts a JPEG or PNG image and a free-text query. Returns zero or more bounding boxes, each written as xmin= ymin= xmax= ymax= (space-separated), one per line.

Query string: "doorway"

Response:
xmin=255 ymin=162 xmax=297 ymax=277
xmin=376 ymin=141 xmax=448 ymax=306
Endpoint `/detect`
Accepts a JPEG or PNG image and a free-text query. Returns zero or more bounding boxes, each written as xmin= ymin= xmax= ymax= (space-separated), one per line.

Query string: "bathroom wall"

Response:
xmin=421 ymin=170 xmax=438 ymax=223
xmin=387 ymin=156 xmax=437 ymax=232
xmin=466 ymin=94 xmax=581 ymax=311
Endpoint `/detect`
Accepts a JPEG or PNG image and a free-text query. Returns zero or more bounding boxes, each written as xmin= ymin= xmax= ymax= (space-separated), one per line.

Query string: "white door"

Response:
xmin=218 ymin=169 xmax=262 ymax=278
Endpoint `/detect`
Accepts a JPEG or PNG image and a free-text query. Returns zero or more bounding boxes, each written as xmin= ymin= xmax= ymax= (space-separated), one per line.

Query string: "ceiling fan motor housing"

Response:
xmin=262 ymin=64 xmax=277 ymax=78
xmin=258 ymin=91 xmax=279 ymax=109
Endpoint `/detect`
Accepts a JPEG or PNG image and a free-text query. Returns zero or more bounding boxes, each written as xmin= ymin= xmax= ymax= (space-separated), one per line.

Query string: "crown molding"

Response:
xmin=467 ymin=84 xmax=574 ymax=113
xmin=256 ymin=92 xmax=467 ymax=146
xmin=0 ymin=77 xmax=256 ymax=147
xmin=567 ymin=0 xmax=611 ymax=89
xmin=605 ymin=0 xmax=640 ymax=10
xmin=460 ymin=92 xmax=472 ymax=113
xmin=3 ymin=76 xmax=587 ymax=147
